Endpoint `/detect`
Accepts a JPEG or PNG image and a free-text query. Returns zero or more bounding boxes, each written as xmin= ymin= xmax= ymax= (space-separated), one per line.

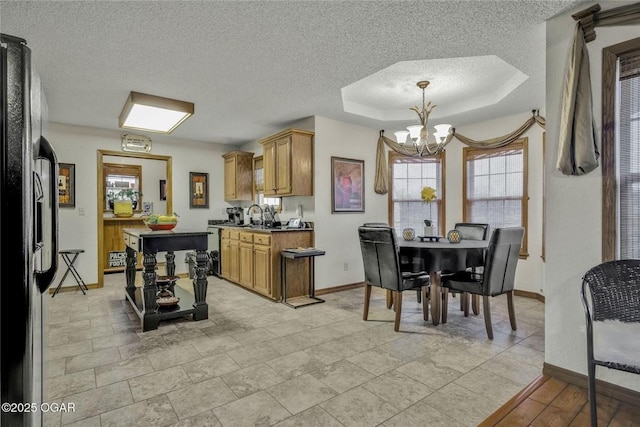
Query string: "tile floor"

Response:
xmin=44 ymin=274 xmax=545 ymax=427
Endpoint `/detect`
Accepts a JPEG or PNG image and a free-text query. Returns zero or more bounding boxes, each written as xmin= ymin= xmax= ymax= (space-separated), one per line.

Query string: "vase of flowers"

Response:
xmin=421 ymin=186 xmax=437 ymax=236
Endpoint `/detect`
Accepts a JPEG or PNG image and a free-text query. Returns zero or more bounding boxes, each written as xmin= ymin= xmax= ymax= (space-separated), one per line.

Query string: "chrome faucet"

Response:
xmin=247 ymin=204 xmax=264 ymax=226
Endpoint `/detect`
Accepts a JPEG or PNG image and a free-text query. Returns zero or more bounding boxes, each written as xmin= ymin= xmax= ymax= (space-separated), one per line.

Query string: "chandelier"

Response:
xmin=394 ymin=81 xmax=454 ymax=156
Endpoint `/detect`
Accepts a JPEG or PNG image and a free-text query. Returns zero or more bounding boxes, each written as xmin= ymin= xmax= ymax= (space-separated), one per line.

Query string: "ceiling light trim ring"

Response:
xmin=118 ymin=91 xmax=194 ymax=134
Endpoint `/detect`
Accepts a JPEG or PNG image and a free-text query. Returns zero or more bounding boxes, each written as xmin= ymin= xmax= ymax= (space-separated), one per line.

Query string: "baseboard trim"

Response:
xmin=316 ymin=282 xmax=364 ymax=296
xmin=316 ymin=284 xmax=546 ymax=301
xmin=50 ymin=273 xmax=192 ymax=294
xmin=514 ymin=289 xmax=545 ymax=303
xmin=478 ymin=374 xmax=550 ymax=427
xmin=48 ymin=283 xmax=100 ymax=294
xmin=543 ymin=362 xmax=640 ymax=406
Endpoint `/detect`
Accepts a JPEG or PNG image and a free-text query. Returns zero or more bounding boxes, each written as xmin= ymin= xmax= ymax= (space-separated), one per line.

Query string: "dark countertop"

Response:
xmin=213 ymin=224 xmax=312 ymax=233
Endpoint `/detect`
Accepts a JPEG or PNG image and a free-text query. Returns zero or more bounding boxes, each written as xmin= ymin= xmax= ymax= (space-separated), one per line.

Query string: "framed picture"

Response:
xmin=159 ymin=179 xmax=167 ymax=201
xmin=331 ymin=156 xmax=364 ymax=213
xmin=189 ymin=172 xmax=209 ymax=208
xmin=58 ymin=163 xmax=75 ymax=208
xmin=142 ymin=201 xmax=153 ymax=216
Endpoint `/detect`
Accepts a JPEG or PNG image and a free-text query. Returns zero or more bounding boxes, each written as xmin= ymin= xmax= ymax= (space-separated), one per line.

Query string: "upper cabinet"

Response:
xmin=223 ymin=151 xmax=254 ymax=201
xmin=259 ymin=128 xmax=314 ymax=196
xmin=253 ymin=156 xmax=264 ymax=193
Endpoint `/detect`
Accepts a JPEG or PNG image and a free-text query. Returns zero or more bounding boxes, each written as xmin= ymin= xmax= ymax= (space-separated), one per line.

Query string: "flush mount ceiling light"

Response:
xmin=394 ymin=81 xmax=454 ymax=157
xmin=118 ymin=91 xmax=194 ymax=134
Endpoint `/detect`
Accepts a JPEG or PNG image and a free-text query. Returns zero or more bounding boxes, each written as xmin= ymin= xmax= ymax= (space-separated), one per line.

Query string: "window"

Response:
xmin=389 ymin=151 xmax=445 ymax=237
xmin=463 ymin=139 xmax=528 ymax=256
xmin=253 ymin=155 xmax=281 ymax=211
xmin=603 ymin=38 xmax=640 ymax=260
xmin=103 ymin=163 xmax=142 ymax=212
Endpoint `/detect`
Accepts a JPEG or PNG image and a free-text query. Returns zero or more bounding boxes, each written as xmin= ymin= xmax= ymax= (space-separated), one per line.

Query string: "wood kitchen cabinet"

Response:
xmin=259 ymin=129 xmax=313 ymax=196
xmin=103 ymin=217 xmax=146 ymax=272
xmin=221 ymin=229 xmax=240 ymax=283
xmin=222 ymin=151 xmax=254 ymax=201
xmin=221 ymin=229 xmax=230 ymax=278
xmin=252 ymin=233 xmax=273 ymax=297
xmin=239 ymin=232 xmax=254 ymax=287
xmin=219 ymin=227 xmax=313 ymax=300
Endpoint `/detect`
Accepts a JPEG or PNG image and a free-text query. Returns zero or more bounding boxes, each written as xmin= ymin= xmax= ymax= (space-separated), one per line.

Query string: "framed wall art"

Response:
xmin=142 ymin=201 xmax=153 ymax=216
xmin=159 ymin=179 xmax=167 ymax=201
xmin=331 ymin=156 xmax=364 ymax=213
xmin=58 ymin=163 xmax=76 ymax=208
xmin=189 ymin=172 xmax=209 ymax=208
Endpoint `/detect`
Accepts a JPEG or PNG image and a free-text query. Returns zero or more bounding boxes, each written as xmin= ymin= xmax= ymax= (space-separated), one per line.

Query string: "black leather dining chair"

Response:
xmin=358 ymin=225 xmax=429 ymax=331
xmin=441 ymin=227 xmax=524 ymax=339
xmin=454 ymin=222 xmax=490 ymax=241
xmin=364 ymin=222 xmax=426 ymax=308
xmin=581 ymin=260 xmax=640 ymax=427
xmin=446 ymin=223 xmax=491 ymax=313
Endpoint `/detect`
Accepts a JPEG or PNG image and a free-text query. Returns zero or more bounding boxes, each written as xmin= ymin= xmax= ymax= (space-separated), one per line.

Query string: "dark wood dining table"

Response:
xmin=399 ymin=239 xmax=488 ymax=325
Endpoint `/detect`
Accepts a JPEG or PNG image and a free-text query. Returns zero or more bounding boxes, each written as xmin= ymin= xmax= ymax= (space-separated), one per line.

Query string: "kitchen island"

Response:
xmin=216 ymin=225 xmax=315 ymax=301
xmin=123 ymin=228 xmax=209 ymax=331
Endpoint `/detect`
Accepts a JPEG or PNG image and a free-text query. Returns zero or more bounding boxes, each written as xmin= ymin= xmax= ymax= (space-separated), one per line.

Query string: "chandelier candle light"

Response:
xmin=421 ymin=186 xmax=437 ymax=236
xmin=394 ymin=81 xmax=454 ymax=157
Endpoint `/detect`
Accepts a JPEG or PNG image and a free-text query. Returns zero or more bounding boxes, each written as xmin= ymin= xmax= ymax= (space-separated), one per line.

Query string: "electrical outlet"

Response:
xmin=343 ymin=262 xmax=348 ymax=271
xmin=78 ymin=208 xmax=85 ymax=216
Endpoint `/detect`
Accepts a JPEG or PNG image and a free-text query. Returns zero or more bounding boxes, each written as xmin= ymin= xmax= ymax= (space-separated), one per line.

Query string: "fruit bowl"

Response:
xmin=145 ymin=222 xmax=177 ymax=231
xmin=145 ymin=213 xmax=179 ymax=231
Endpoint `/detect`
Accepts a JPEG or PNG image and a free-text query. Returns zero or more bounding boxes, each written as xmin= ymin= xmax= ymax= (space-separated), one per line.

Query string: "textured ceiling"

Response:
xmin=342 ymin=56 xmax=529 ymax=122
xmin=0 ymin=1 xmax=587 ymax=145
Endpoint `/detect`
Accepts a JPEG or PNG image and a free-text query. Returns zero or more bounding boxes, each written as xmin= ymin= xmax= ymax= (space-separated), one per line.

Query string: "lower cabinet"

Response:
xmin=228 ymin=239 xmax=240 ymax=283
xmin=220 ymin=228 xmax=312 ymax=300
xmin=221 ymin=230 xmax=230 ymax=278
xmin=103 ymin=217 xmax=146 ymax=273
xmin=253 ymin=235 xmax=275 ymax=297
xmin=221 ymin=229 xmax=241 ymax=284
xmin=239 ymin=233 xmax=254 ymax=288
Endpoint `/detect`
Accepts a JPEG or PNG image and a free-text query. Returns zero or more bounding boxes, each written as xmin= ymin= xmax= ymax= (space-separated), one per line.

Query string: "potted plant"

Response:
xmin=421 ymin=186 xmax=437 ymax=236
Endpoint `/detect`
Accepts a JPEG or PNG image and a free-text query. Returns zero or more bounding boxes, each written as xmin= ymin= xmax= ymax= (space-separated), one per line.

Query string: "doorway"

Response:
xmin=97 ymin=150 xmax=172 ymax=289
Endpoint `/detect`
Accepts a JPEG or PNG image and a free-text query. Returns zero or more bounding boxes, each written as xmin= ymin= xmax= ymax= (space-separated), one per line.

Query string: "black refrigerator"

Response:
xmin=1 ymin=33 xmax=59 ymax=426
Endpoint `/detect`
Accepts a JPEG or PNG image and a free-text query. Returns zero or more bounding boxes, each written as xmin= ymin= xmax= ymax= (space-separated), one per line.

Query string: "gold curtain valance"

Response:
xmin=374 ymin=111 xmax=545 ymax=194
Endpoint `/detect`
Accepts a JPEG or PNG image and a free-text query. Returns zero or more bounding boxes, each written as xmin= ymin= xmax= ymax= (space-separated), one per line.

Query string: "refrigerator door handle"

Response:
xmin=35 ymin=136 xmax=58 ymax=293
xmin=33 ymin=171 xmax=44 ymax=251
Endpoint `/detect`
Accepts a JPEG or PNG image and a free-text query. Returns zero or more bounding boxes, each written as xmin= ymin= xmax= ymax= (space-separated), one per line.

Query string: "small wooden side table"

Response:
xmin=280 ymin=248 xmax=325 ymax=309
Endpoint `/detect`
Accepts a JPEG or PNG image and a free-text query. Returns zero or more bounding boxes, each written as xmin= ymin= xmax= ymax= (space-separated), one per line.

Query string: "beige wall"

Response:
xmin=545 ymin=3 xmax=640 ymax=391
xmin=52 ymin=110 xmax=546 ymax=295
xmin=49 ymin=123 xmax=234 ymax=287
xmin=443 ymin=112 xmax=545 ymax=295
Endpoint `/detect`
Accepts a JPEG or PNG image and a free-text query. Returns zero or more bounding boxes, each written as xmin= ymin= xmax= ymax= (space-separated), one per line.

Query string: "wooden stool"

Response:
xmin=52 ymin=249 xmax=88 ymax=297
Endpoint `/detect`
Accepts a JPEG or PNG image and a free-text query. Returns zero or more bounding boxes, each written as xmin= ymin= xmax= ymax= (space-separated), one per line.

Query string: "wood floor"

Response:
xmin=480 ymin=375 xmax=640 ymax=427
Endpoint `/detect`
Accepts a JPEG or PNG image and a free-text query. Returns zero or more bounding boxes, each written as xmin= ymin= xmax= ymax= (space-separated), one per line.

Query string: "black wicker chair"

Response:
xmin=358 ymin=225 xmax=429 ymax=331
xmin=581 ymin=260 xmax=640 ymax=427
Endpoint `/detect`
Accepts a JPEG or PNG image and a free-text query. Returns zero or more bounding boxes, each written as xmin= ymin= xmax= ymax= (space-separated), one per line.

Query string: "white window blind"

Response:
xmin=617 ymin=50 xmax=640 ymax=259
xmin=464 ymin=139 xmax=528 ymax=254
xmin=390 ymin=154 xmax=444 ymax=237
